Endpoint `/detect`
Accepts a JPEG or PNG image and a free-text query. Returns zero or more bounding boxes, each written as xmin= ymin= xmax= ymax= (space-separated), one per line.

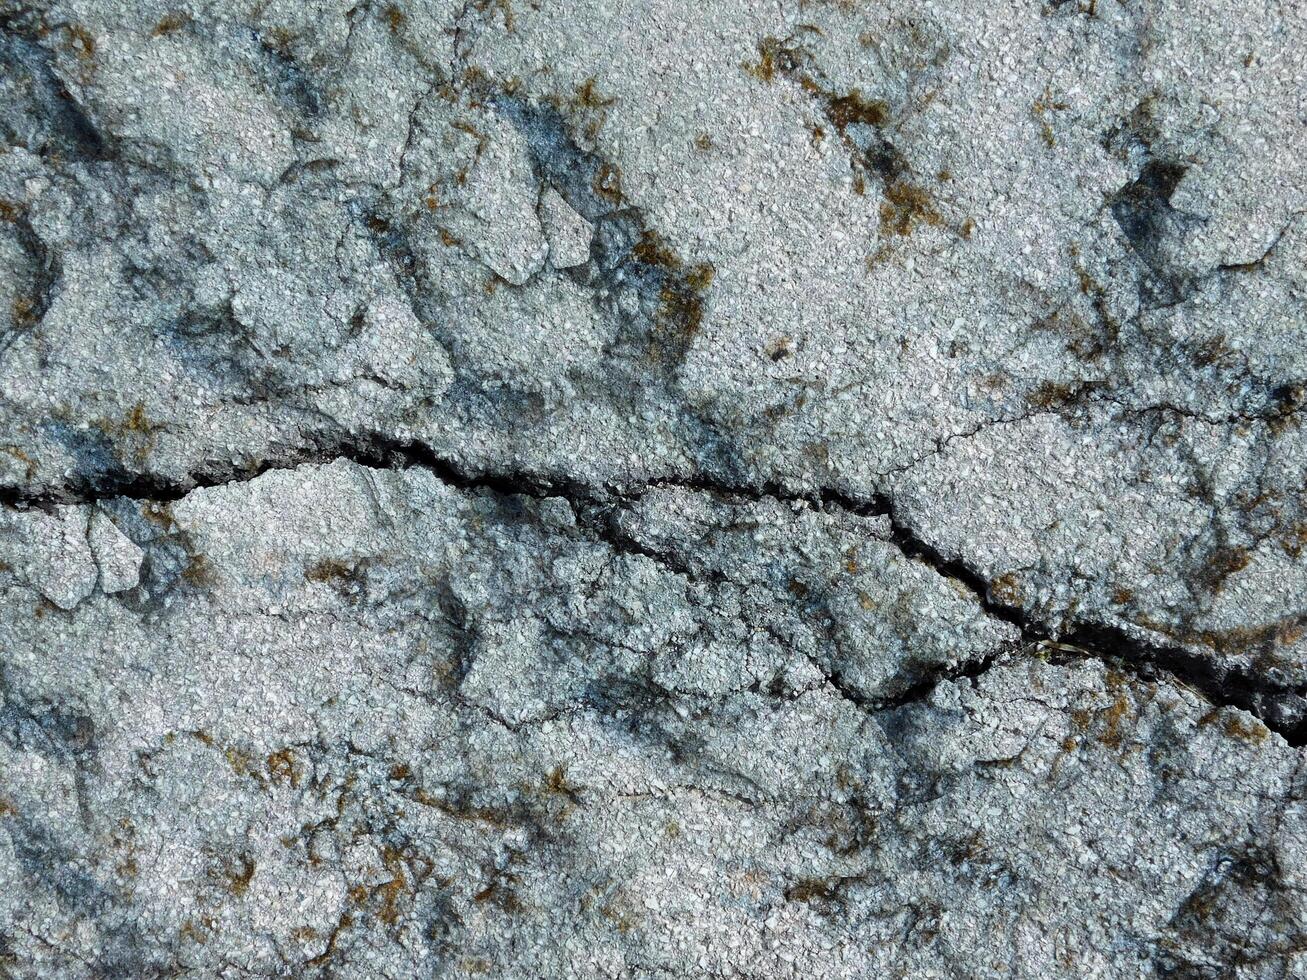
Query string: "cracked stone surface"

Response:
xmin=1 ymin=0 xmax=1305 ymax=976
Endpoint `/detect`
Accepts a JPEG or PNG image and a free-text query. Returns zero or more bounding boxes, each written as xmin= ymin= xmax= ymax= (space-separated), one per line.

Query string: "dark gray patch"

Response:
xmin=1111 ymin=160 xmax=1202 ymax=307
xmin=0 ymin=28 xmax=109 ymax=161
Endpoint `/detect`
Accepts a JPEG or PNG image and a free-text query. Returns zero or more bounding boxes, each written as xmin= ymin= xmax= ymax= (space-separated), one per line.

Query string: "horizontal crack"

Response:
xmin=1060 ymin=622 xmax=1307 ymax=744
xmin=0 ymin=432 xmax=580 ymax=511
xmin=871 ymin=649 xmax=1009 ymax=713
xmin=2 ymin=433 xmax=1302 ymax=744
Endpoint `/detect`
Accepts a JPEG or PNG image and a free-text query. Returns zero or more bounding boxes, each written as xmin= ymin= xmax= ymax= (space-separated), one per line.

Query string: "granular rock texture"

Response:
xmin=1 ymin=0 xmax=1305 ymax=976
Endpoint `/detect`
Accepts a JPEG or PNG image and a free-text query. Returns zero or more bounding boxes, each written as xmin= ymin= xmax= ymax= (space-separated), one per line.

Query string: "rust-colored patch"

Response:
xmin=1098 ymin=692 xmax=1130 ymax=749
xmin=143 ymin=502 xmax=176 ymax=530
xmin=66 ymin=24 xmax=97 ymax=60
xmin=123 ymin=401 xmax=152 ymax=433
xmin=473 ymin=880 xmax=521 ymax=913
xmin=304 ymin=559 xmax=352 ymax=583
xmin=631 ymin=230 xmax=682 ymax=269
xmin=182 ymin=554 xmax=215 ymax=588
xmin=786 ymin=878 xmax=837 ymax=903
xmin=575 ymin=76 xmax=615 ymax=109
xmin=152 ymin=11 xmax=190 ymax=36
xmin=656 ymin=284 xmax=704 ymax=345
xmin=179 ymin=920 xmax=207 ymax=944
xmin=266 ymin=748 xmax=300 ymax=786
xmin=1031 ymin=88 xmax=1069 ymax=148
xmin=1223 ymin=713 xmax=1270 ymax=745
xmin=1026 ymin=380 xmax=1081 ymax=409
xmin=377 ymin=847 xmax=408 ymax=924
xmin=11 ymin=296 xmax=36 ymax=328
xmin=543 ymin=765 xmax=578 ymax=797
xmin=988 ymin=572 xmax=1023 ymax=606
xmin=225 ymin=855 xmax=256 ymax=897
xmin=224 ymin=746 xmax=257 ymax=777
xmin=742 ymin=36 xmax=789 ymax=82
xmin=685 ymin=263 xmax=715 ymax=291
xmin=592 ymin=162 xmax=623 ymax=204
xmin=878 ymin=179 xmax=942 ymax=237
xmin=1198 ymin=546 xmax=1252 ymax=594
xmin=825 ymin=89 xmax=889 ymax=132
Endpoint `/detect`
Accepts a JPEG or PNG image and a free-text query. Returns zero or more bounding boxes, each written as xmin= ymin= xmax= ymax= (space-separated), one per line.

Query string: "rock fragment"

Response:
xmin=2 ymin=506 xmax=96 ymax=610
xmin=539 ymin=186 xmax=593 ymax=268
xmin=88 ymin=509 xmax=143 ymax=594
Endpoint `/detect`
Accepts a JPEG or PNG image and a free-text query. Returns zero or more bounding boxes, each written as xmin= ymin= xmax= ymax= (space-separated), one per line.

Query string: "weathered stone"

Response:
xmin=1 ymin=0 xmax=1303 ymax=975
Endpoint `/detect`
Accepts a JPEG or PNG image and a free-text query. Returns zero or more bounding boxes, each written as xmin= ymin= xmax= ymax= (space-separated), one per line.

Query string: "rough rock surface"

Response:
xmin=1 ymin=0 xmax=1305 ymax=976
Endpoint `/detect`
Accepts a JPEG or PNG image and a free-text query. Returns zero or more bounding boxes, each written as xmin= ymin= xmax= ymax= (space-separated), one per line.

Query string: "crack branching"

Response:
xmin=3 ymin=435 xmax=1303 ymax=743
xmin=864 ymin=491 xmax=1307 ymax=743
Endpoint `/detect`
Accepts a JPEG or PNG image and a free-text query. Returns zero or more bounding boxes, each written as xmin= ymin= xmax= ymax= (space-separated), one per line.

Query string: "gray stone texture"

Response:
xmin=0 ymin=0 xmax=1305 ymax=975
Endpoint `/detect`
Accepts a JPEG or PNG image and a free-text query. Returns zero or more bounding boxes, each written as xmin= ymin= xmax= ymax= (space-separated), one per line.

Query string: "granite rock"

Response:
xmin=1 ymin=0 xmax=1304 ymax=975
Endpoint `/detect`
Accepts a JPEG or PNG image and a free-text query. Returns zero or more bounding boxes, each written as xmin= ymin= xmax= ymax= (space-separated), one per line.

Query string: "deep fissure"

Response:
xmin=2 ymin=434 xmax=1302 ymax=743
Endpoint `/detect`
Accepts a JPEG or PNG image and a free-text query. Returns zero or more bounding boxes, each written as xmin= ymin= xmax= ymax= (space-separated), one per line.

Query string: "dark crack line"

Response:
xmin=870 ymin=649 xmax=1009 ymax=713
xmin=867 ymin=491 xmax=1307 ymax=743
xmin=3 ymin=433 xmax=1303 ymax=744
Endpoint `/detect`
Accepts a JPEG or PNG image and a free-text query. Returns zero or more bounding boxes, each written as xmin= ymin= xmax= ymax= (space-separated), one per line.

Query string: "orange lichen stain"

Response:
xmin=67 ymin=24 xmax=97 ymax=60
xmin=825 ymin=90 xmax=889 ymax=132
xmin=224 ymin=745 xmax=257 ymax=777
xmin=742 ymin=36 xmax=785 ymax=82
xmin=182 ymin=554 xmax=215 ymax=588
xmin=631 ymin=230 xmax=682 ymax=269
xmin=1031 ymin=87 xmax=1070 ymax=148
xmin=266 ymin=748 xmax=300 ymax=786
xmin=1199 ymin=706 xmax=1271 ymax=745
xmin=377 ymin=846 xmax=409 ymax=924
xmin=988 ymin=572 xmax=1023 ymax=606
xmin=304 ymin=559 xmax=351 ymax=583
xmin=878 ymin=179 xmax=942 ymax=237
xmin=151 ymin=11 xmax=189 ymax=36
xmin=1097 ymin=692 xmax=1130 ymax=749
xmin=179 ymin=920 xmax=208 ymax=944
xmin=574 ymin=76 xmax=615 ymax=109
xmin=226 ymin=855 xmax=256 ymax=896
xmin=12 ymin=296 xmax=36 ymax=327
xmin=685 ymin=263 xmax=715 ymax=291
xmin=592 ymin=162 xmax=623 ymax=204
